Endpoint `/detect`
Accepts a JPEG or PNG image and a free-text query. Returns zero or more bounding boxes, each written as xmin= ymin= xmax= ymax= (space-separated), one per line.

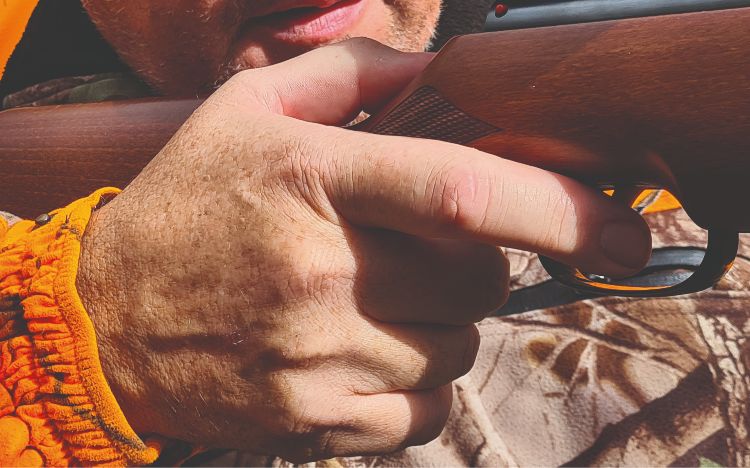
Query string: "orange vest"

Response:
xmin=0 ymin=0 xmax=38 ymax=80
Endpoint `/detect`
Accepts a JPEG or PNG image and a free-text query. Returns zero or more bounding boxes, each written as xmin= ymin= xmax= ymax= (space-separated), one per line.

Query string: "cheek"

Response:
xmin=385 ymin=0 xmax=442 ymax=50
xmin=153 ymin=1 xmax=244 ymax=54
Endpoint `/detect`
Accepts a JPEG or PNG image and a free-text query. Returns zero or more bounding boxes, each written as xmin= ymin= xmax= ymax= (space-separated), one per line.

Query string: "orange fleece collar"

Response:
xmin=0 ymin=188 xmax=159 ymax=466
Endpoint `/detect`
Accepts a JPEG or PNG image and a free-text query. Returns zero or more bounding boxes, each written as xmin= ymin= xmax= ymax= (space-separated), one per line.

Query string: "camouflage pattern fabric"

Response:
xmin=1 ymin=72 xmax=151 ymax=109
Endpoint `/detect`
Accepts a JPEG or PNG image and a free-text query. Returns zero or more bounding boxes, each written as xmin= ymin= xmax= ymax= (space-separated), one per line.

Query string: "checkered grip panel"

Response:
xmin=370 ymin=86 xmax=498 ymax=144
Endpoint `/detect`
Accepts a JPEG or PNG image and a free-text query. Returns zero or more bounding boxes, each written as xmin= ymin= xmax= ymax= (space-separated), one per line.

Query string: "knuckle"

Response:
xmin=209 ymin=69 xmax=260 ymax=107
xmin=274 ymin=132 xmax=341 ymax=215
xmin=430 ymin=164 xmax=491 ymax=234
xmin=272 ymin=393 xmax=350 ymax=462
xmin=543 ymin=191 xmax=578 ymax=253
xmin=280 ymin=145 xmax=320 ymax=194
xmin=519 ymin=184 xmax=578 ymax=253
xmin=282 ymin=251 xmax=353 ymax=306
xmin=214 ymin=67 xmax=286 ymax=116
xmin=427 ymin=326 xmax=480 ymax=383
xmin=276 ymin=131 xmax=319 ymax=168
xmin=406 ymin=388 xmax=452 ymax=447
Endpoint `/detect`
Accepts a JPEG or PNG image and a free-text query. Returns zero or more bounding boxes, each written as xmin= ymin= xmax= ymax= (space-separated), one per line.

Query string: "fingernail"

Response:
xmin=600 ymin=222 xmax=651 ymax=270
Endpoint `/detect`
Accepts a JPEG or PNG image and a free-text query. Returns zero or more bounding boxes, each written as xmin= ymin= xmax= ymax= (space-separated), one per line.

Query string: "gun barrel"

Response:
xmin=485 ymin=0 xmax=750 ymax=31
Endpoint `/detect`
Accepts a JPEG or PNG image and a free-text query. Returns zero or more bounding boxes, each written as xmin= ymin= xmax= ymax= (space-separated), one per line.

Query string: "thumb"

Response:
xmin=219 ymin=38 xmax=433 ymax=125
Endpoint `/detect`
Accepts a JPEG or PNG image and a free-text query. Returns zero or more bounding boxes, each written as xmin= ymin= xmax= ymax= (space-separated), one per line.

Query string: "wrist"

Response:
xmin=77 ymin=203 xmax=154 ymax=435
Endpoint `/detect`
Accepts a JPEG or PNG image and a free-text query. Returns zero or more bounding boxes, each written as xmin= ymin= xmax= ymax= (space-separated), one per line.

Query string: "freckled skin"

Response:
xmin=80 ymin=0 xmax=441 ymax=95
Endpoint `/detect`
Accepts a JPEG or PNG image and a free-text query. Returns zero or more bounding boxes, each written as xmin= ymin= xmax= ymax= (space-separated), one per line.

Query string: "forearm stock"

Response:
xmin=0 ymin=99 xmax=201 ymax=218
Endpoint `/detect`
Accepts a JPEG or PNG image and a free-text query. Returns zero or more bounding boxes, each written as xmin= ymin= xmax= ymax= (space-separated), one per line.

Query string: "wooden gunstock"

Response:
xmin=0 ymin=99 xmax=201 ymax=218
xmin=2 ymin=7 xmax=750 ymax=229
xmin=363 ymin=7 xmax=750 ymax=231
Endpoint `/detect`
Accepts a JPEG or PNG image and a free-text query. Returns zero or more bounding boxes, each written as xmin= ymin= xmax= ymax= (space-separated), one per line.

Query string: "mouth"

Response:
xmin=247 ymin=0 xmax=369 ymax=45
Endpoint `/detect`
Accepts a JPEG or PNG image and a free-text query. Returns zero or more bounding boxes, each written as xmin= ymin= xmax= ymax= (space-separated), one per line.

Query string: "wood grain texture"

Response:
xmin=0 ymin=99 xmax=201 ymax=218
xmin=363 ymin=8 xmax=750 ymax=231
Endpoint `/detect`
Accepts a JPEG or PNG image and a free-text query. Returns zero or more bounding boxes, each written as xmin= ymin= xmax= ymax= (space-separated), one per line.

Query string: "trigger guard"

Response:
xmin=539 ymin=229 xmax=739 ymax=297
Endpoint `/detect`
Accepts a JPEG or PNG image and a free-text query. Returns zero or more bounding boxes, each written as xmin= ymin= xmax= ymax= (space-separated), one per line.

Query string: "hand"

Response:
xmin=76 ymin=38 xmax=650 ymax=461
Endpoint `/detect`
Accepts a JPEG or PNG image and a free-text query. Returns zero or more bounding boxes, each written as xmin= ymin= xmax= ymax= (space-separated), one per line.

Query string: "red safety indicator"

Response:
xmin=494 ymin=2 xmax=509 ymax=18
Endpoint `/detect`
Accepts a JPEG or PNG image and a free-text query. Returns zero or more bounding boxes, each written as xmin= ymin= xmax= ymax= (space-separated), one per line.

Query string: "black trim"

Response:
xmin=539 ymin=230 xmax=738 ymax=297
xmin=496 ymin=246 xmax=724 ymax=315
xmin=495 ymin=279 xmax=597 ymax=316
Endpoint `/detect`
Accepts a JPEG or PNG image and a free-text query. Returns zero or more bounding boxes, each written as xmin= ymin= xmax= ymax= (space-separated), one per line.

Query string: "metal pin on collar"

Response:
xmin=34 ymin=213 xmax=51 ymax=226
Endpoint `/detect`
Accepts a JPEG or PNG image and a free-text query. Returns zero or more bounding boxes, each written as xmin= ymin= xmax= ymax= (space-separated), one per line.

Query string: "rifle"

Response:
xmin=2 ymin=0 xmax=750 ymax=297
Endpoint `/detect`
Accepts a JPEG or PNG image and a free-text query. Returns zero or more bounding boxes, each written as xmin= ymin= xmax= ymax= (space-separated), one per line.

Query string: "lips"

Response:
xmin=246 ymin=0 xmax=368 ymax=45
xmin=251 ymin=0 xmax=345 ymax=17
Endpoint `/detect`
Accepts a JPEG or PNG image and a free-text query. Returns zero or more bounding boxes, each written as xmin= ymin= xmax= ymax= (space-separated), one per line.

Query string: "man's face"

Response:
xmin=82 ymin=0 xmax=442 ymax=95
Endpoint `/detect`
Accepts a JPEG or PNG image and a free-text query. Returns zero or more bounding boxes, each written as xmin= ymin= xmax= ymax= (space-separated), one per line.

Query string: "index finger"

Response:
xmin=325 ymin=130 xmax=651 ymax=277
